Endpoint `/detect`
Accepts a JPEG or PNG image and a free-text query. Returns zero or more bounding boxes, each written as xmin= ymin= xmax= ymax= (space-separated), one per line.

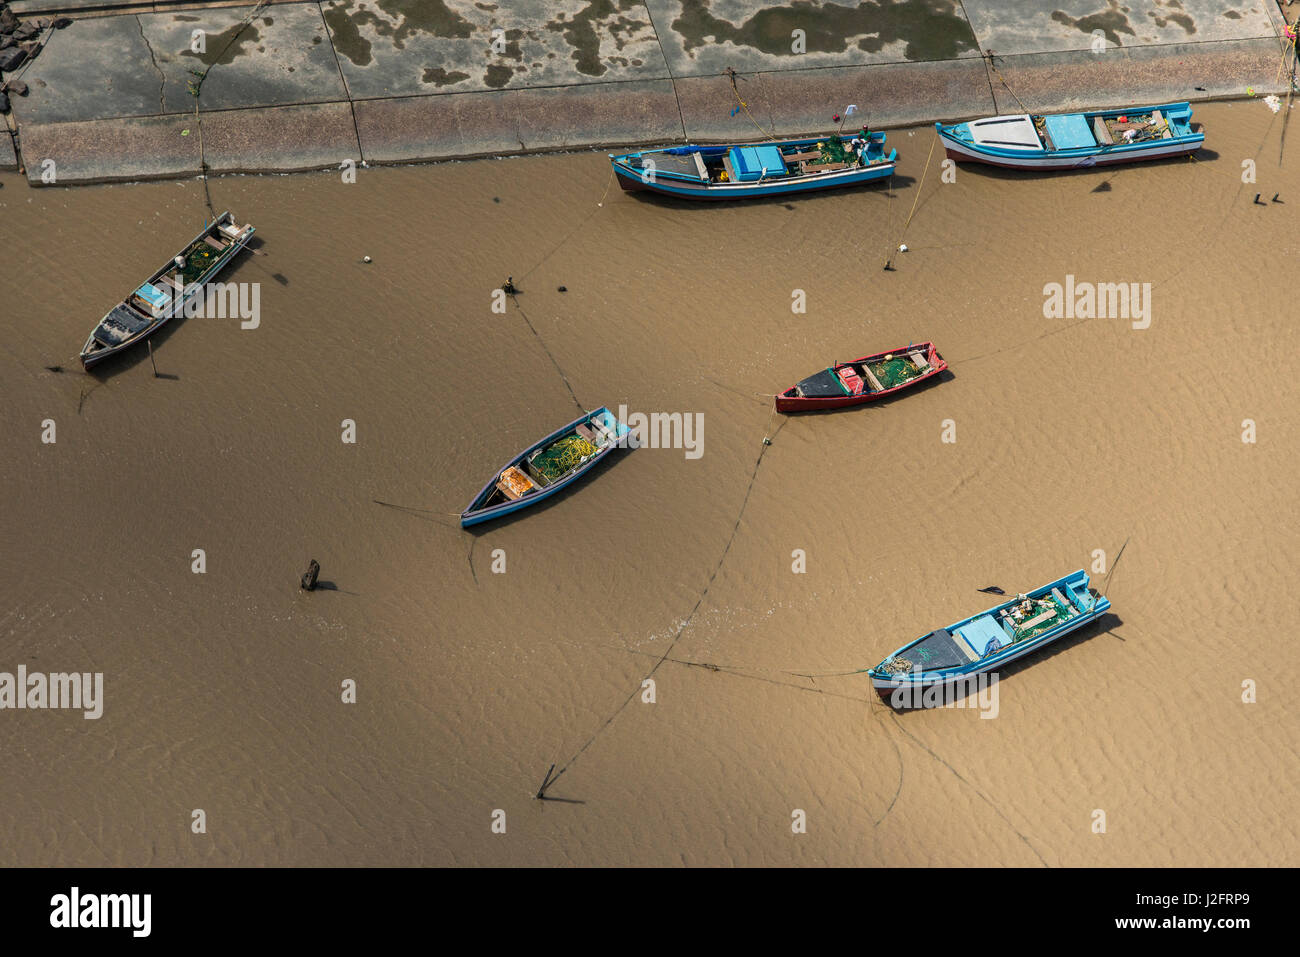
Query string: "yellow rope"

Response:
xmin=725 ymin=68 xmax=776 ymax=141
xmin=1279 ymin=20 xmax=1298 ymax=163
xmin=884 ymin=133 xmax=937 ymax=269
xmin=984 ymin=50 xmax=1029 ymax=115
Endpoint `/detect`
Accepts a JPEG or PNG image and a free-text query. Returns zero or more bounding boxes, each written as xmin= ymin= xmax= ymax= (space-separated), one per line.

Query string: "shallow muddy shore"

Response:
xmin=1 ymin=98 xmax=1297 ymax=865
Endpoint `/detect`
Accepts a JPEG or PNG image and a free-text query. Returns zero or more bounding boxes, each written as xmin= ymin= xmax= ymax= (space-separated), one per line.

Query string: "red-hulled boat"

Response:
xmin=775 ymin=342 xmax=946 ymax=413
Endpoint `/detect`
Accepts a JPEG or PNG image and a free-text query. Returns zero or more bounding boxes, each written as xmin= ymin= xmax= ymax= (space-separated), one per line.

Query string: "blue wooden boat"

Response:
xmin=868 ymin=570 xmax=1110 ymax=699
xmin=936 ymin=103 xmax=1202 ymax=170
xmin=460 ymin=408 xmax=630 ymax=528
xmin=609 ymin=131 xmax=896 ymax=200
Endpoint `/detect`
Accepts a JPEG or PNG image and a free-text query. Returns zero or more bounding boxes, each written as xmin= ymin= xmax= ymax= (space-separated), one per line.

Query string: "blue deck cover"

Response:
xmin=1043 ymin=113 xmax=1095 ymax=150
xmin=729 ymin=145 xmax=787 ymax=181
xmin=955 ymin=615 xmax=1008 ymax=657
xmin=135 ymin=283 xmax=170 ymax=312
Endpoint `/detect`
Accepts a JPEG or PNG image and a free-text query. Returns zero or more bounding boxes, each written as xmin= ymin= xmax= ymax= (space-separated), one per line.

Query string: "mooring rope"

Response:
xmin=983 ymin=49 xmax=1029 ymax=115
xmin=1276 ymin=18 xmax=1298 ymax=163
xmin=537 ymin=418 xmax=788 ymax=798
xmin=883 ymin=132 xmax=937 ymax=269
xmin=188 ymin=1 xmax=272 ymax=218
xmin=507 ymin=292 xmax=584 ymax=415
xmin=724 ymin=67 xmax=776 ymax=141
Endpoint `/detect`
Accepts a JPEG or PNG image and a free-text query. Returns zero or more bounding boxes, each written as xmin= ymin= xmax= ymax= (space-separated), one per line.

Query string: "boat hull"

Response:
xmin=79 ymin=212 xmax=255 ymax=370
xmin=868 ymin=570 xmax=1111 ymax=703
xmin=775 ymin=342 xmax=945 ymax=413
xmin=870 ymin=607 xmax=1107 ymax=698
xmin=610 ymin=133 xmax=897 ymax=201
xmin=938 ymin=135 xmax=1200 ymax=170
xmin=935 ymin=102 xmax=1203 ymax=171
xmin=613 ymin=161 xmax=896 ymax=200
xmin=460 ymin=408 xmax=627 ymax=528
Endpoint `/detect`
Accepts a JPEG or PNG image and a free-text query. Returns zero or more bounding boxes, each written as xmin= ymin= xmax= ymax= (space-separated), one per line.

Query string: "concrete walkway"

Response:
xmin=2 ymin=0 xmax=1293 ymax=184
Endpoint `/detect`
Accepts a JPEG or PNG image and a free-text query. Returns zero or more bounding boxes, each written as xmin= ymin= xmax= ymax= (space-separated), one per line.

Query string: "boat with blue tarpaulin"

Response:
xmin=609 ymin=131 xmax=896 ymax=199
xmin=868 ymin=570 xmax=1111 ymax=700
xmin=79 ymin=212 xmax=255 ymax=369
xmin=936 ymin=103 xmax=1203 ymax=170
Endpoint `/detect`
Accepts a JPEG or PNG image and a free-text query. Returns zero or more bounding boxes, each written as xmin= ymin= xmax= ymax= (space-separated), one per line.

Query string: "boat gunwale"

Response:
xmin=869 ymin=570 xmax=1108 ymax=683
xmin=935 ymin=102 xmax=1203 ymax=162
xmin=80 ymin=211 xmax=255 ymax=366
xmin=776 ymin=341 xmax=945 ymax=410
xmin=460 ymin=407 xmax=625 ymax=525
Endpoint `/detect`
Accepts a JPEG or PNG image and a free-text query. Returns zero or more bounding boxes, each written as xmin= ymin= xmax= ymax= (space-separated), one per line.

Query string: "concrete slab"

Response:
xmin=761 ymin=58 xmax=996 ymax=135
xmin=644 ymin=0 xmax=983 ymax=77
xmin=141 ymin=3 xmax=347 ymax=113
xmin=18 ymin=112 xmax=201 ymax=184
xmin=353 ymin=79 xmax=684 ymax=164
xmin=16 ymin=100 xmax=358 ymax=184
xmin=194 ymin=100 xmax=360 ymax=173
xmin=673 ymin=55 xmax=995 ymax=142
xmin=12 ymin=3 xmax=345 ymax=123
xmin=10 ymin=15 xmax=165 ymax=124
xmin=1 ymin=131 xmax=17 ymax=171
xmin=984 ymin=37 xmax=1289 ymax=115
xmin=322 ymin=0 xmax=672 ymax=100
xmin=962 ymin=0 xmax=1280 ymax=56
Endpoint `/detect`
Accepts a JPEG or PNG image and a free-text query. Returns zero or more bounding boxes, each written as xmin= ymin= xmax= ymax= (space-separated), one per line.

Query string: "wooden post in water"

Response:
xmin=147 ymin=340 xmax=159 ymax=377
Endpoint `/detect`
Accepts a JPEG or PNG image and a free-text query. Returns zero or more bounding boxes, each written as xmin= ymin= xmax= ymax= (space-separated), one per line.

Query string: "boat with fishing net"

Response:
xmin=460 ymin=408 xmax=631 ymax=528
xmin=79 ymin=212 xmax=256 ymax=369
xmin=609 ymin=130 xmax=896 ymax=200
xmin=868 ymin=570 xmax=1110 ymax=701
xmin=936 ymin=103 xmax=1202 ymax=170
xmin=775 ymin=342 xmax=946 ymax=412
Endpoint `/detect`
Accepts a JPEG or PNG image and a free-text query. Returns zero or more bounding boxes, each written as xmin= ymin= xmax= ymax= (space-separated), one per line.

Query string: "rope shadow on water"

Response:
xmin=533 ymin=419 xmax=788 ymax=801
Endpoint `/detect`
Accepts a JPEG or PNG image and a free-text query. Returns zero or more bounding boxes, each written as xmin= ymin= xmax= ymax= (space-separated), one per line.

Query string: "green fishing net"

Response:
xmin=531 ymin=436 xmax=598 ymax=482
xmin=172 ymin=236 xmax=223 ymax=286
xmin=818 ymin=135 xmax=855 ymax=163
xmin=868 ymin=357 xmax=921 ymax=390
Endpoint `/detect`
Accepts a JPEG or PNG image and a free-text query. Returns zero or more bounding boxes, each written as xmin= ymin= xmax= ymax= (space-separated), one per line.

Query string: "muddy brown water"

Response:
xmin=1 ymin=100 xmax=1297 ymax=865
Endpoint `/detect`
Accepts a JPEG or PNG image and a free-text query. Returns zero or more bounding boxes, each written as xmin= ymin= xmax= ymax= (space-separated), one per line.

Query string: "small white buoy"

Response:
xmin=363 ymin=256 xmax=372 ymax=264
xmin=898 ymin=243 xmax=908 ymax=252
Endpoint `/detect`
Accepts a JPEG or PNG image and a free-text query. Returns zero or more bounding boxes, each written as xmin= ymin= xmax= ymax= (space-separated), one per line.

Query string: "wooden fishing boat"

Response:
xmin=609 ymin=130 xmax=896 ymax=200
xmin=461 ymin=407 xmax=631 ymax=528
xmin=935 ymin=103 xmax=1202 ymax=170
xmin=775 ymin=342 xmax=945 ymax=413
xmin=868 ymin=570 xmax=1110 ymax=702
xmin=80 ymin=212 xmax=255 ymax=369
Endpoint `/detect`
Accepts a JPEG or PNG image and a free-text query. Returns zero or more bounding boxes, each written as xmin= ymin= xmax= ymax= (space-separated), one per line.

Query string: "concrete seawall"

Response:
xmin=1 ymin=0 xmax=1294 ymax=184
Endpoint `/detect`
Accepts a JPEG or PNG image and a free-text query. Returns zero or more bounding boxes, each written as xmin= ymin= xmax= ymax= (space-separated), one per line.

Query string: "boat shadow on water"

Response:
xmin=886 ymin=610 xmax=1124 ymax=713
xmin=83 ymin=313 xmax=189 ymax=383
xmin=620 ymin=172 xmax=917 ymax=210
xmin=461 ymin=444 xmax=635 ymax=537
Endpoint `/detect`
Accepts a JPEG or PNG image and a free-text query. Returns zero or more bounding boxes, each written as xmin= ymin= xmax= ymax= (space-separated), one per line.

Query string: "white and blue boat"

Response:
xmin=936 ymin=103 xmax=1202 ymax=170
xmin=609 ymin=131 xmax=896 ymax=200
xmin=79 ymin=212 xmax=255 ymax=369
xmin=460 ymin=408 xmax=631 ymax=528
xmin=868 ymin=570 xmax=1110 ymax=698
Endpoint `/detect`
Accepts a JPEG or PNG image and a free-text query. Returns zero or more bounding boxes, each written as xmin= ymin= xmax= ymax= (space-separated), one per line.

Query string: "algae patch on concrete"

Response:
xmin=670 ymin=0 xmax=979 ymax=62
